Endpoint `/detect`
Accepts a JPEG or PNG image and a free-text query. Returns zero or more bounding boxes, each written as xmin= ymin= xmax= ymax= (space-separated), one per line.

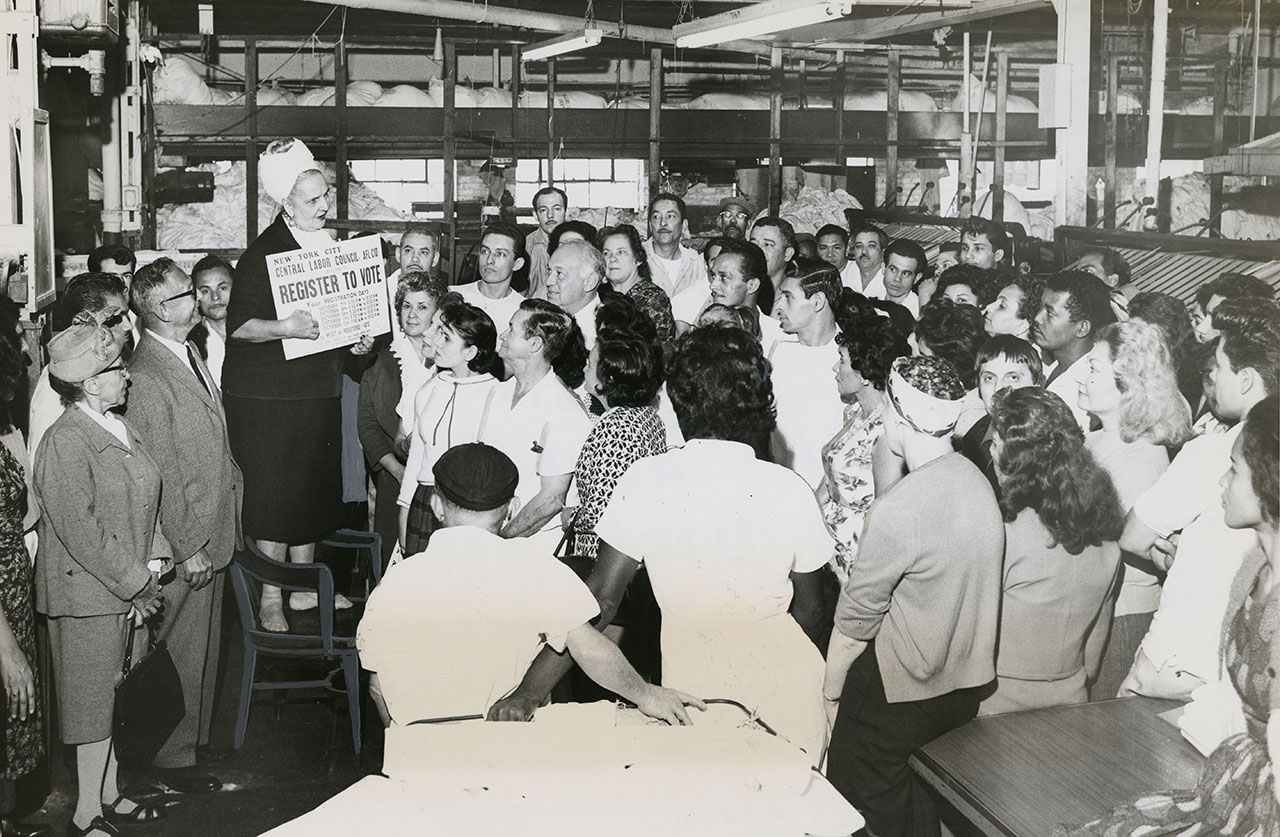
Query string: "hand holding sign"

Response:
xmin=284 ymin=309 xmax=321 ymax=340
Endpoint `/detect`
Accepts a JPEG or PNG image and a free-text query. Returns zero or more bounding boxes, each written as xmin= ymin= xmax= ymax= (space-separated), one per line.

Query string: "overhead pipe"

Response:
xmin=299 ymin=0 xmax=833 ymax=61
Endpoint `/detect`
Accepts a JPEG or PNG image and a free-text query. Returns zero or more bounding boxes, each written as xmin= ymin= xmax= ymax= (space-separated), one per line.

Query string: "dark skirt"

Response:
xmin=225 ymin=394 xmax=344 ymax=545
xmin=404 ymin=484 xmax=438 ymax=556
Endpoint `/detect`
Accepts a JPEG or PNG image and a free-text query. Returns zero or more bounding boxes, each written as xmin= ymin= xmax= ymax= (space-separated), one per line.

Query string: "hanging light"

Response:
xmin=673 ymin=0 xmax=852 ymax=49
xmin=433 ymin=26 xmax=443 ymax=61
xmin=522 ymin=28 xmax=603 ymax=62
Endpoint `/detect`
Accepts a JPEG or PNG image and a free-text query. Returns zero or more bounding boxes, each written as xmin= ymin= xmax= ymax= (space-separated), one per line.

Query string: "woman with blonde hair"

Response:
xmin=1078 ymin=319 xmax=1193 ymax=699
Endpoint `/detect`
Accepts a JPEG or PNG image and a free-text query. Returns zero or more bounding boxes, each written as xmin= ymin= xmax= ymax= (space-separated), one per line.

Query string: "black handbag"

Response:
xmin=553 ymin=525 xmax=594 ymax=582
xmin=112 ymin=620 xmax=185 ymax=770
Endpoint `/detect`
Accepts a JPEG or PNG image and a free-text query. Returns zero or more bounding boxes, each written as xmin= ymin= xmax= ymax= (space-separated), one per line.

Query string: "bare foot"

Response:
xmin=289 ymin=591 xmax=318 ymax=611
xmin=259 ymin=598 xmax=288 ymax=632
xmin=334 ymin=593 xmax=353 ymax=611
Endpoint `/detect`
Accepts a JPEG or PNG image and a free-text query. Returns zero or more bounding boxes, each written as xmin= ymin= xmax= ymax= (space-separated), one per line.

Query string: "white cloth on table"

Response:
xmin=356 ymin=525 xmax=599 ymax=723
xmin=594 ymin=439 xmax=833 ymax=759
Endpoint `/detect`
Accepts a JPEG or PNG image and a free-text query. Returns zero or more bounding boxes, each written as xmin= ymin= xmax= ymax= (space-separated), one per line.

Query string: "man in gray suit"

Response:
xmin=126 ymin=258 xmax=244 ymax=794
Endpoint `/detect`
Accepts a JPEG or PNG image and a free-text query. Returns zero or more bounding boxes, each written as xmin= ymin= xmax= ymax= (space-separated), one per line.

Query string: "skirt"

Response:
xmin=404 ymin=484 xmax=438 ymax=556
xmin=48 ymin=613 xmax=128 ymax=744
xmin=225 ymin=394 xmax=345 ymax=545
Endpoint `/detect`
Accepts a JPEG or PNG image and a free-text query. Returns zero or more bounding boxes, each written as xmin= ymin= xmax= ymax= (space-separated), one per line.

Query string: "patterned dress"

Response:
xmin=820 ymin=401 xmax=883 ymax=585
xmin=1059 ymin=546 xmax=1279 ymax=836
xmin=570 ymin=406 xmax=667 ymax=559
xmin=0 ymin=442 xmax=41 ymax=781
xmin=616 ymin=280 xmax=676 ymax=343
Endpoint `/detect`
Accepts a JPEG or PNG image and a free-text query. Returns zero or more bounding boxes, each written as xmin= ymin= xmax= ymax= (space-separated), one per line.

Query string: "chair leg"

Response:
xmin=234 ymin=646 xmax=257 ymax=751
xmin=340 ymin=655 xmax=361 ymax=755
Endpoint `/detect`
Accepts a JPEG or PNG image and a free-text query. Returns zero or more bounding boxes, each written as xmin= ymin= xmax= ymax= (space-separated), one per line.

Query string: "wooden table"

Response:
xmin=909 ymin=697 xmax=1205 ymax=836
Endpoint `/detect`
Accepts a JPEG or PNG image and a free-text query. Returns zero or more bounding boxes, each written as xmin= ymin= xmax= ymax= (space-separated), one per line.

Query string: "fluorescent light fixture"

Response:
xmin=674 ymin=0 xmax=853 ymax=49
xmin=522 ymin=28 xmax=603 ymax=62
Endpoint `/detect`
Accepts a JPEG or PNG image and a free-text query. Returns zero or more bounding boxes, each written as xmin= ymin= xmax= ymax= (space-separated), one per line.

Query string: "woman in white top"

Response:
xmin=398 ymin=302 xmax=501 ymax=553
xmin=1078 ymin=319 xmax=1193 ymax=699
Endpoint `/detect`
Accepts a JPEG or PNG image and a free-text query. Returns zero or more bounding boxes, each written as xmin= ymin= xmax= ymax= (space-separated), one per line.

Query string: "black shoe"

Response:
xmin=2 ymin=819 xmax=53 ymax=837
xmin=152 ymin=766 xmax=222 ymax=794
xmin=102 ymin=798 xmax=166 ymax=826
xmin=195 ymin=744 xmax=235 ymax=766
xmin=64 ymin=817 xmax=117 ymax=837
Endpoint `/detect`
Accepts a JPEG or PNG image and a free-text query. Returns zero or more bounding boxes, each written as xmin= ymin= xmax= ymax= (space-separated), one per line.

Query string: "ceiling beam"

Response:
xmin=815 ymin=0 xmax=1052 ymax=42
xmin=300 ymin=0 xmax=834 ymax=60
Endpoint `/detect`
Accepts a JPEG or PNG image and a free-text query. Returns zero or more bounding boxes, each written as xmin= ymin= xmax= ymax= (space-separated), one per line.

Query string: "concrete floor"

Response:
xmin=17 ymin=549 xmax=385 ymax=837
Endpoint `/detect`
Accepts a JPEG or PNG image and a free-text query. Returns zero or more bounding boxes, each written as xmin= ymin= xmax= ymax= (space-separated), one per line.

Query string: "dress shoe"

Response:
xmin=152 ymin=765 xmax=222 ymax=794
xmin=195 ymin=744 xmax=235 ymax=766
xmin=102 ymin=798 xmax=166 ymax=826
xmin=64 ymin=816 xmax=117 ymax=837
xmin=1 ymin=818 xmax=52 ymax=837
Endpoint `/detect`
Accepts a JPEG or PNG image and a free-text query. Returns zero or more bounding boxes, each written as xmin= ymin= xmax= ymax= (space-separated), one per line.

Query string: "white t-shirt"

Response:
xmin=479 ymin=371 xmax=592 ymax=527
xmin=643 ymin=242 xmax=708 ymax=299
xmin=842 ymin=263 xmax=886 ymax=299
xmin=202 ymin=322 xmax=226 ymax=387
xmin=1044 ymin=353 xmax=1093 ymax=432
xmin=572 ymin=297 xmax=602 ymax=350
xmin=455 ymin=281 xmax=525 ymax=334
xmin=1132 ymin=424 xmax=1256 ymax=683
xmin=764 ymin=338 xmax=846 ymax=489
xmin=670 ymin=285 xmax=710 ymax=327
xmin=595 ymin=438 xmax=832 ymax=757
xmin=356 ymin=526 xmax=599 ymax=723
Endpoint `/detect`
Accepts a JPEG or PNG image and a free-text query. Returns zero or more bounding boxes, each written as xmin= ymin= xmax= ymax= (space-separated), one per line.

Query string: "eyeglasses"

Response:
xmin=719 ymin=210 xmax=748 ymax=221
xmin=98 ymin=362 xmax=128 ymax=375
xmin=162 ymin=288 xmax=196 ymax=304
xmin=101 ymin=312 xmax=126 ymax=329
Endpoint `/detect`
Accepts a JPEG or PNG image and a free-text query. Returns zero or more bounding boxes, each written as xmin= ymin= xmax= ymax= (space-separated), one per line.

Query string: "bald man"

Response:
xmin=545 ymin=241 xmax=604 ymax=349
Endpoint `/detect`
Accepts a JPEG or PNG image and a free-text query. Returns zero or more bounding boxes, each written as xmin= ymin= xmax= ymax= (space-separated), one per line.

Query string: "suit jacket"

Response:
xmin=34 ymin=405 xmax=171 ymax=618
xmin=124 ymin=331 xmax=243 ymax=570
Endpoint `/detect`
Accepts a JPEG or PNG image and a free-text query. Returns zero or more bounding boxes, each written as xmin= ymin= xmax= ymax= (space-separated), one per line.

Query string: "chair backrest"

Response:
xmin=230 ymin=537 xmax=337 ymax=653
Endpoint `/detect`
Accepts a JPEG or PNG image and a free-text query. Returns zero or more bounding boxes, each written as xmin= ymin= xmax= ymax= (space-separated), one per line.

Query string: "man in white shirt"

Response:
xmin=769 ymin=263 xmax=848 ymax=489
xmin=357 ymin=442 xmax=701 ymax=727
xmin=455 ymin=222 xmax=527 ymax=331
xmin=882 ymin=239 xmax=925 ymax=318
xmin=816 ymin=224 xmax=859 ymax=292
xmin=1118 ymin=298 xmax=1280 ymax=700
xmin=749 ymin=216 xmax=796 ymax=310
xmin=191 ymin=254 xmax=234 ymax=387
xmin=384 ymin=223 xmax=442 ymax=337
xmin=545 ymin=241 xmax=603 ymax=350
xmin=706 ymin=239 xmax=788 ymax=348
xmin=848 ymin=222 xmax=887 ymax=299
xmin=643 ymin=192 xmax=706 ymax=300
xmin=1033 ymin=270 xmax=1116 ymax=431
xmin=525 ymin=186 xmax=567 ymax=300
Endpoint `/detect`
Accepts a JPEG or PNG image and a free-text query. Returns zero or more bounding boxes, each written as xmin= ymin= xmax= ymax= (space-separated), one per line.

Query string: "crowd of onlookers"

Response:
xmin=1 ymin=142 xmax=1277 ymax=837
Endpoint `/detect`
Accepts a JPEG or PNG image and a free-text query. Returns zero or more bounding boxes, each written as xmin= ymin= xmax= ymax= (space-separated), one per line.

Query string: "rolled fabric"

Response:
xmin=259 ymin=138 xmax=321 ymax=204
xmin=885 ymin=357 xmax=966 ymax=437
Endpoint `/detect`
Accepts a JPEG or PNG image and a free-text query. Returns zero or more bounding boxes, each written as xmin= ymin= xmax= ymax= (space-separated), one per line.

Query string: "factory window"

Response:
xmin=350 ymin=159 xmax=445 ymax=214
xmin=514 ymin=158 xmax=645 ymax=210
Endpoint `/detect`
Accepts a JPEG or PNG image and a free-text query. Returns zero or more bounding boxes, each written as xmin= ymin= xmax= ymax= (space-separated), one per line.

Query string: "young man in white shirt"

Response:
xmin=958 ymin=216 xmax=1009 ymax=271
xmin=882 ymin=239 xmax=925 ymax=318
xmin=357 ymin=443 xmax=701 ymax=727
xmin=455 ymin=222 xmax=527 ymax=331
xmin=642 ymin=192 xmax=706 ymax=300
xmin=848 ymin=222 xmax=887 ymax=300
xmin=90 ymin=243 xmax=142 ymax=349
xmin=705 ymin=239 xmax=788 ymax=348
xmin=749 ymin=216 xmax=797 ymax=306
xmin=769 ymin=261 xmax=849 ymax=489
xmin=1118 ymin=298 xmax=1280 ymax=700
xmin=816 ymin=224 xmax=859 ymax=291
xmin=191 ymin=254 xmax=234 ymax=386
xmin=1032 ymin=270 xmax=1116 ymax=431
xmin=524 ymin=186 xmax=566 ymax=300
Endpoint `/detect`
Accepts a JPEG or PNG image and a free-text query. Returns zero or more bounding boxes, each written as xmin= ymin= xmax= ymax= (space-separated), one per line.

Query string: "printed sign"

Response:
xmin=268 ymin=236 xmax=391 ymax=359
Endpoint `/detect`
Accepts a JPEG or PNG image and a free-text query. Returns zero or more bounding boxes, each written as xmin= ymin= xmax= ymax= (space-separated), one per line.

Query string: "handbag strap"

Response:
xmin=121 ymin=619 xmax=138 ymax=678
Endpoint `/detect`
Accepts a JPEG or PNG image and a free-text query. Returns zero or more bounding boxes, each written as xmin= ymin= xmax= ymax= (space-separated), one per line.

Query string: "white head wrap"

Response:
xmin=886 ymin=357 xmax=967 ymax=437
xmin=259 ymin=139 xmax=321 ymax=204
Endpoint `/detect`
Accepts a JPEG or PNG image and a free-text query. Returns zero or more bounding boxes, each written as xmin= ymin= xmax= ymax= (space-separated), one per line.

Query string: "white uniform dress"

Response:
xmin=595 ymin=439 xmax=834 ymax=760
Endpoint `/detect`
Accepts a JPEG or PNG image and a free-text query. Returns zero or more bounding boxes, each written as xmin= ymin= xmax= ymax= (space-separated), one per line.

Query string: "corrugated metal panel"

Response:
xmin=1111 ymin=250 xmax=1280 ymax=305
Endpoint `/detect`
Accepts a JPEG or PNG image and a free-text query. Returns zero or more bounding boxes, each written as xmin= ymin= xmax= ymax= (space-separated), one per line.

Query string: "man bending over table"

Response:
xmin=357 ymin=442 xmax=702 ymax=727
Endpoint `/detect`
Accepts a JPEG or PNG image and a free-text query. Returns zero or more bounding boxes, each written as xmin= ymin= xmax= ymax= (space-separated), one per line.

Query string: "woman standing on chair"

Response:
xmin=34 ymin=325 xmax=168 ymax=837
xmin=222 ymin=138 xmax=374 ymax=632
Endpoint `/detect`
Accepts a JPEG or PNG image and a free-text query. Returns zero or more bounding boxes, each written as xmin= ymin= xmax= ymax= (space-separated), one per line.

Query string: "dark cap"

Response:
xmin=432 ymin=443 xmax=519 ymax=512
xmin=719 ymin=195 xmax=756 ymax=217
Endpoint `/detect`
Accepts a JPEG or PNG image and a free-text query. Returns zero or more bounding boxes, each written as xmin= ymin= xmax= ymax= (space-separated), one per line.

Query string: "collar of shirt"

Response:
xmin=146 ymin=327 xmax=195 ymax=366
xmin=76 ymin=401 xmax=130 ymax=448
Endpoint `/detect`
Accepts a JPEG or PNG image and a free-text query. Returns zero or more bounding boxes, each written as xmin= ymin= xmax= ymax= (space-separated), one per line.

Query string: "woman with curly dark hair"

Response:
xmin=980 ymin=386 xmax=1125 ymax=715
xmin=983 ymin=273 xmax=1045 ymax=340
xmin=488 ymin=327 xmax=831 ymax=762
xmin=598 ymin=226 xmax=675 ymax=342
xmin=480 ymin=299 xmax=592 ymax=538
xmin=916 ymin=297 xmax=986 ymax=390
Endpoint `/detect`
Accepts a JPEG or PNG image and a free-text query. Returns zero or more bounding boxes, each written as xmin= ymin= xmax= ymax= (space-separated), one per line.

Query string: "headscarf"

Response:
xmin=885 ymin=356 xmax=966 ymax=437
xmin=259 ymin=138 xmax=322 ymax=204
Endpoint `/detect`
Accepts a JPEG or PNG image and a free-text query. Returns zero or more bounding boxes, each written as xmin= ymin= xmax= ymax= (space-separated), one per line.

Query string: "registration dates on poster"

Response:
xmin=268 ymin=236 xmax=392 ymax=359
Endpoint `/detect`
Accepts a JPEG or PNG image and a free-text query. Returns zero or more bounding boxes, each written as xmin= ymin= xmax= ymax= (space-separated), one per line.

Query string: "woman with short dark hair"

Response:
xmin=598 ymin=226 xmax=675 ymax=342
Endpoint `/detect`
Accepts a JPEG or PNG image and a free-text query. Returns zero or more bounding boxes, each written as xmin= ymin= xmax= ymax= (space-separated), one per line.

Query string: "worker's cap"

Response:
xmin=718 ymin=196 xmax=756 ymax=217
xmin=432 ymin=443 xmax=519 ymax=512
xmin=47 ymin=324 xmax=119 ymax=383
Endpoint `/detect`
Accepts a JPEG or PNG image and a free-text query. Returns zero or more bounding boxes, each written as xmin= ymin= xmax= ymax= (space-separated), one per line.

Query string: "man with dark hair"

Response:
xmin=456 ymin=222 xmax=527 ymax=331
xmin=87 ymin=243 xmax=136 ymax=282
xmin=644 ymin=192 xmax=706 ymax=300
xmin=816 ymin=224 xmax=859 ymax=290
xmin=959 ymin=217 xmax=1009 ymax=270
xmin=190 ymin=254 xmax=235 ymax=386
xmin=883 ymin=239 xmax=927 ymax=316
xmin=847 ymin=221 xmax=888 ymax=299
xmin=30 ymin=273 xmax=132 ymax=470
xmin=749 ymin=216 xmax=797 ymax=299
xmin=125 ymin=257 xmax=243 ymax=795
xmin=1033 ymin=270 xmax=1117 ymax=430
xmin=1190 ymin=271 xmax=1276 ymax=344
xmin=770 ymin=259 xmax=847 ymax=488
xmin=1119 ymin=299 xmax=1280 ymax=701
xmin=700 ymin=239 xmax=786 ymax=346
xmin=670 ymin=236 xmax=732 ymax=331
xmin=526 ymin=186 xmax=568 ymax=299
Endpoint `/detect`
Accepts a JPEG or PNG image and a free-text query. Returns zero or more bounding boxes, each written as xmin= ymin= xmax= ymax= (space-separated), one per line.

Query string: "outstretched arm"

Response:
xmin=566 ymin=623 xmax=704 ymax=726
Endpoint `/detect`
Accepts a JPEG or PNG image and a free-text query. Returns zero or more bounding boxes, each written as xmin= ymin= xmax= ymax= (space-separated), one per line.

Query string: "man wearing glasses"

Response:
xmin=88 ymin=244 xmax=141 ymax=348
xmin=716 ymin=196 xmax=754 ymax=240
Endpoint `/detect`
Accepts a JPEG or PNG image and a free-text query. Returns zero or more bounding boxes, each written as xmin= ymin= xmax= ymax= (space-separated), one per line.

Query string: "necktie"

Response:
xmin=186 ymin=344 xmax=212 ymax=396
